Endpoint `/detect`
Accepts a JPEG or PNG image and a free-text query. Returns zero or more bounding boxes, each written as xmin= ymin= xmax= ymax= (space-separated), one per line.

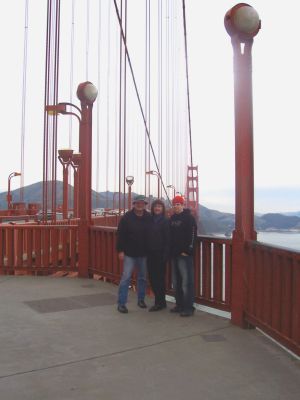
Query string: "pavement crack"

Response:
xmin=0 ymin=324 xmax=231 ymax=380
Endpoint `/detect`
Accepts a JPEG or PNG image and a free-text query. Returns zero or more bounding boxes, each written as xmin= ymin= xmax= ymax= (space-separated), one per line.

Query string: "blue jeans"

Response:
xmin=118 ymin=256 xmax=147 ymax=306
xmin=171 ymin=255 xmax=194 ymax=311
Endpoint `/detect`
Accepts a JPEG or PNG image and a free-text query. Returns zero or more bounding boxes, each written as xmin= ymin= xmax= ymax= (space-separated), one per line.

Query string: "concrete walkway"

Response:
xmin=0 ymin=276 xmax=299 ymax=400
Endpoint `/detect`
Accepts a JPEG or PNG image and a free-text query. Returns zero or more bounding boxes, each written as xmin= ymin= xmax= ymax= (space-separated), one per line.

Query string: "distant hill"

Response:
xmin=282 ymin=211 xmax=300 ymax=217
xmin=0 ymin=181 xmax=149 ymax=210
xmin=199 ymin=205 xmax=300 ymax=234
xmin=1 ymin=181 xmax=299 ymax=234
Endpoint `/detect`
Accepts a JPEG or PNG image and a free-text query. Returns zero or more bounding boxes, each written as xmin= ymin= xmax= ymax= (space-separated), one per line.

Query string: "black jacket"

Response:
xmin=169 ymin=209 xmax=197 ymax=257
xmin=146 ymin=215 xmax=170 ymax=260
xmin=116 ymin=210 xmax=151 ymax=257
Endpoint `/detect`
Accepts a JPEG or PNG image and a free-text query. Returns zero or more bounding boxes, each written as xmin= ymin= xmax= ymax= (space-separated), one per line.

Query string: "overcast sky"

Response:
xmin=0 ymin=0 xmax=299 ymax=213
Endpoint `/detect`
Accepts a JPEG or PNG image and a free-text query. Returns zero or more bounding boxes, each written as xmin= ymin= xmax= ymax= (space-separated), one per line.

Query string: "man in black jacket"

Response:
xmin=116 ymin=195 xmax=151 ymax=313
xmin=169 ymin=195 xmax=197 ymax=316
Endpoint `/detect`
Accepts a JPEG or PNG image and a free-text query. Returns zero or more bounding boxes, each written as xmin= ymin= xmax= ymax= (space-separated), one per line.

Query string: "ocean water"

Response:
xmin=214 ymin=232 xmax=300 ymax=252
xmin=257 ymin=231 xmax=300 ymax=252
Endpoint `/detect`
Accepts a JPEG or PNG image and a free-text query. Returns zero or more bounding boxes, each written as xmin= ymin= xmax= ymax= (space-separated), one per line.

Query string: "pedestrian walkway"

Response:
xmin=0 ymin=276 xmax=299 ymax=400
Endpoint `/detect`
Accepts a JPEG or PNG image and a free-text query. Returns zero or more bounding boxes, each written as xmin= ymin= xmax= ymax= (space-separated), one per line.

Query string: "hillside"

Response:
xmin=0 ymin=181 xmax=144 ymax=210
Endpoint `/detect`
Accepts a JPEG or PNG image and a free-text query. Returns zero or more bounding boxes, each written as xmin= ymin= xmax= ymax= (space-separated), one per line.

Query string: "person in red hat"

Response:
xmin=169 ymin=195 xmax=197 ymax=316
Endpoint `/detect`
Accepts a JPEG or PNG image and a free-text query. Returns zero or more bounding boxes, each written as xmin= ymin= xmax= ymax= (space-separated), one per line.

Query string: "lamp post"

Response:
xmin=46 ymin=81 xmax=98 ymax=278
xmin=126 ymin=176 xmax=134 ymax=210
xmin=167 ymin=184 xmax=176 ymax=199
xmin=7 ymin=172 xmax=21 ymax=210
xmin=58 ymin=149 xmax=73 ymax=219
xmin=70 ymin=152 xmax=81 ymax=218
xmin=225 ymin=3 xmax=260 ymax=326
xmin=146 ymin=170 xmax=160 ymax=199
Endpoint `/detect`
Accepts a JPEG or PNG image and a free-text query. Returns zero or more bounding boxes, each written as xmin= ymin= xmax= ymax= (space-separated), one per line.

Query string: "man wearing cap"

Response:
xmin=116 ymin=195 xmax=151 ymax=313
xmin=169 ymin=195 xmax=197 ymax=317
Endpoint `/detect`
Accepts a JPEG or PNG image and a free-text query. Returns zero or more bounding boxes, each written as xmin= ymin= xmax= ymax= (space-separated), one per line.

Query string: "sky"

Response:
xmin=0 ymin=0 xmax=299 ymax=213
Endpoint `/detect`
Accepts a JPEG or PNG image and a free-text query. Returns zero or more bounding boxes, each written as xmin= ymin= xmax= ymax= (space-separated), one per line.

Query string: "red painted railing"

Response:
xmin=89 ymin=227 xmax=232 ymax=311
xmin=245 ymin=241 xmax=300 ymax=356
xmin=89 ymin=226 xmax=122 ymax=283
xmin=0 ymin=224 xmax=78 ymax=275
xmin=194 ymin=236 xmax=232 ymax=311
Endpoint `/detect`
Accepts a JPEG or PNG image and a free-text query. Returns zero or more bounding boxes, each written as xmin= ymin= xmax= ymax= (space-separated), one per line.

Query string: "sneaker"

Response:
xmin=170 ymin=305 xmax=183 ymax=313
xmin=137 ymin=300 xmax=147 ymax=309
xmin=117 ymin=305 xmax=128 ymax=314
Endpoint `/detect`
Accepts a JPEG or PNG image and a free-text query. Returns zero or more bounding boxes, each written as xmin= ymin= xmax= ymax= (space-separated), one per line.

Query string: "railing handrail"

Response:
xmin=90 ymin=225 xmax=233 ymax=244
xmin=246 ymin=239 xmax=300 ymax=258
xmin=0 ymin=224 xmax=78 ymax=230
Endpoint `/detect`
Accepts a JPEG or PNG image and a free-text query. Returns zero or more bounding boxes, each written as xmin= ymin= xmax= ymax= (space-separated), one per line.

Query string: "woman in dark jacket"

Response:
xmin=147 ymin=199 xmax=170 ymax=311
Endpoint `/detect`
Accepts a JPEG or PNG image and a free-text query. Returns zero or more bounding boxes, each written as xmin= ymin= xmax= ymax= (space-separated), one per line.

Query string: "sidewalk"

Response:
xmin=0 ymin=276 xmax=299 ymax=400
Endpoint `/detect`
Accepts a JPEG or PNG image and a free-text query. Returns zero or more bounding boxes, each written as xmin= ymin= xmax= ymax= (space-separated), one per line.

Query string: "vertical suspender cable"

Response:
xmin=122 ymin=0 xmax=127 ymax=211
xmin=114 ymin=21 xmax=119 ymax=199
xmin=144 ymin=0 xmax=148 ymax=198
xmin=20 ymin=0 xmax=29 ymax=201
xmin=42 ymin=0 xmax=60 ymax=220
xmin=43 ymin=0 xmax=52 ymax=218
xmin=113 ymin=0 xmax=170 ymax=204
xmin=106 ymin=0 xmax=111 ymax=209
xmin=118 ymin=0 xmax=123 ymax=214
xmin=86 ymin=0 xmax=90 ymax=81
xmin=158 ymin=0 xmax=163 ymax=200
xmin=147 ymin=0 xmax=151 ymax=198
xmin=51 ymin=0 xmax=61 ymax=217
xmin=69 ymin=0 xmax=75 ymax=148
xmin=96 ymin=0 xmax=101 ymax=208
xmin=69 ymin=0 xmax=75 ymax=210
xmin=182 ymin=0 xmax=195 ymax=201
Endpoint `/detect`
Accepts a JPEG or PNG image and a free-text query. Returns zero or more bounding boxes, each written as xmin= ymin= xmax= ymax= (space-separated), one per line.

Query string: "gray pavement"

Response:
xmin=0 ymin=276 xmax=299 ymax=400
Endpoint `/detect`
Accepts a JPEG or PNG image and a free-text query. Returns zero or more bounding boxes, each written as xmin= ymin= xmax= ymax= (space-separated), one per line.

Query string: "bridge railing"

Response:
xmin=89 ymin=226 xmax=232 ymax=311
xmin=245 ymin=240 xmax=300 ymax=356
xmin=0 ymin=224 xmax=78 ymax=275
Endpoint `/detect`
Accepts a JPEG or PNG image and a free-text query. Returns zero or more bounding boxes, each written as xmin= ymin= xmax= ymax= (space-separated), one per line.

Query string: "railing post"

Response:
xmin=224 ymin=4 xmax=260 ymax=327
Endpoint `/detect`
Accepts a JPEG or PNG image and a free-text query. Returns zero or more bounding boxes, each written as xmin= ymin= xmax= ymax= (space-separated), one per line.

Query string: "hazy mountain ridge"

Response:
xmin=1 ymin=182 xmax=299 ymax=233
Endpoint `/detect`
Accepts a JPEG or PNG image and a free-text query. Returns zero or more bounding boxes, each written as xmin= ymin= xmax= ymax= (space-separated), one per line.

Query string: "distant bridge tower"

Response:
xmin=185 ymin=166 xmax=199 ymax=218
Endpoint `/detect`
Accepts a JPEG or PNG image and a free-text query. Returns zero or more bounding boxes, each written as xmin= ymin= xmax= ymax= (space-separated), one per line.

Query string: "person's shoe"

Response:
xmin=149 ymin=304 xmax=164 ymax=312
xmin=170 ymin=305 xmax=182 ymax=313
xmin=137 ymin=300 xmax=147 ymax=309
xmin=117 ymin=305 xmax=128 ymax=313
xmin=180 ymin=309 xmax=194 ymax=317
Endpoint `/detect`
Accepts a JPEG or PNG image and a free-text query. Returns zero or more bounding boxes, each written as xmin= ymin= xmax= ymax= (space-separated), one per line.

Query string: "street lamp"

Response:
xmin=224 ymin=3 xmax=260 ymax=240
xmin=167 ymin=184 xmax=176 ymax=199
xmin=46 ymin=81 xmax=98 ymax=278
xmin=126 ymin=176 xmax=134 ymax=210
xmin=70 ymin=152 xmax=81 ymax=218
xmin=58 ymin=149 xmax=73 ymax=219
xmin=7 ymin=172 xmax=21 ymax=210
xmin=146 ymin=170 xmax=160 ymax=199
xmin=225 ymin=3 xmax=260 ymax=327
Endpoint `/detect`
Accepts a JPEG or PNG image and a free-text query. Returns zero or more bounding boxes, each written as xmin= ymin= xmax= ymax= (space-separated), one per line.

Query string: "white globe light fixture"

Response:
xmin=126 ymin=176 xmax=134 ymax=186
xmin=224 ymin=3 xmax=260 ymax=39
xmin=77 ymin=81 xmax=98 ymax=105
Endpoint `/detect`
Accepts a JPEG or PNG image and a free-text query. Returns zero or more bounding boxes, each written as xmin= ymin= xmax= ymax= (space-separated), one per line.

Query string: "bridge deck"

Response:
xmin=0 ymin=276 xmax=299 ymax=400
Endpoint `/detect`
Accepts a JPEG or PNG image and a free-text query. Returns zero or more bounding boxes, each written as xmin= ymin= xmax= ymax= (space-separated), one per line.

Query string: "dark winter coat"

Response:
xmin=116 ymin=210 xmax=151 ymax=257
xmin=169 ymin=209 xmax=197 ymax=257
xmin=146 ymin=214 xmax=170 ymax=261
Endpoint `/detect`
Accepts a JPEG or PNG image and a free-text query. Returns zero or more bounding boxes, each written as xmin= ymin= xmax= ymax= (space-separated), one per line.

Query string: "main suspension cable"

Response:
xmin=182 ymin=0 xmax=194 ymax=169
